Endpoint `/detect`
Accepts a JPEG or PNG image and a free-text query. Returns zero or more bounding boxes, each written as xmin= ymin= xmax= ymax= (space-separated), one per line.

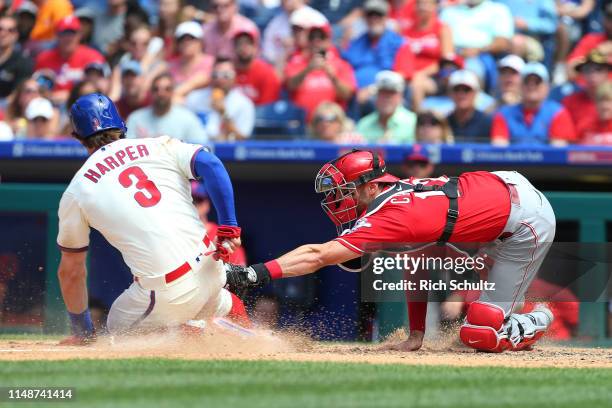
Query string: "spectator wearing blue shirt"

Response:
xmin=491 ymin=62 xmax=577 ymax=146
xmin=495 ymin=0 xmax=558 ymax=70
xmin=440 ymin=0 xmax=514 ymax=92
xmin=446 ymin=70 xmax=492 ymax=143
xmin=342 ymin=0 xmax=404 ymax=112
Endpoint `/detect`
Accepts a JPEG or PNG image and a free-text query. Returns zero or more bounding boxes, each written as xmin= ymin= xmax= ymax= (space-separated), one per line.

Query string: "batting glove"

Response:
xmin=215 ymin=225 xmax=241 ymax=262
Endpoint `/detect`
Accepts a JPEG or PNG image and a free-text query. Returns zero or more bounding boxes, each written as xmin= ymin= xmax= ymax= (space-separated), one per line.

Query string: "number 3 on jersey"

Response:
xmin=118 ymin=166 xmax=161 ymax=207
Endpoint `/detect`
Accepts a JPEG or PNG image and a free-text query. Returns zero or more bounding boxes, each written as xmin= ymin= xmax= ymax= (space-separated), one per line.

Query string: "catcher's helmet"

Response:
xmin=315 ymin=149 xmax=399 ymax=234
xmin=70 ymin=93 xmax=127 ymax=139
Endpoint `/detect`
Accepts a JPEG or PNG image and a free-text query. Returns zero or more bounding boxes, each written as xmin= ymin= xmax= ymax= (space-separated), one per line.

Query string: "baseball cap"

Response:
xmin=233 ymin=26 xmax=260 ymax=44
xmin=404 ymin=145 xmax=430 ymax=164
xmin=121 ymin=60 xmax=142 ymax=76
xmin=448 ymin=69 xmax=480 ymax=90
xmin=375 ymin=70 xmax=405 ymax=93
xmin=498 ymin=54 xmax=525 ymax=73
xmin=309 ymin=21 xmax=332 ymax=38
xmin=56 ymin=15 xmax=81 ymax=33
xmin=521 ymin=62 xmax=549 ymax=82
xmin=175 ymin=21 xmax=203 ymax=39
xmin=16 ymin=1 xmax=38 ymax=16
xmin=575 ymin=49 xmax=612 ymax=72
xmin=25 ymin=97 xmax=54 ymax=120
xmin=85 ymin=62 xmax=111 ymax=78
xmin=290 ymin=7 xmax=328 ymax=29
xmin=364 ymin=0 xmax=389 ymax=15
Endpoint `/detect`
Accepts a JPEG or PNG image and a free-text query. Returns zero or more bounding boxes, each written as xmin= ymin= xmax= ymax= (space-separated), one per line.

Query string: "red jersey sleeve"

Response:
xmin=550 ymin=107 xmax=577 ymax=142
xmin=491 ymin=112 xmax=510 ymax=142
xmin=393 ymin=43 xmax=416 ymax=80
xmin=258 ymin=62 xmax=281 ymax=104
xmin=334 ymin=205 xmax=413 ymax=254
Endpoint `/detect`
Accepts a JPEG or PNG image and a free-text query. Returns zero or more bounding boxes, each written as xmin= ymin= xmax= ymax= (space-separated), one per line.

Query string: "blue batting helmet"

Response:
xmin=70 ymin=93 xmax=127 ymax=138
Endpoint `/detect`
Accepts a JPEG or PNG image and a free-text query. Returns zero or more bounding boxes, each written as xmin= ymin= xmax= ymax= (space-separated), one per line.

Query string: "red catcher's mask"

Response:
xmin=314 ymin=150 xmax=399 ymax=234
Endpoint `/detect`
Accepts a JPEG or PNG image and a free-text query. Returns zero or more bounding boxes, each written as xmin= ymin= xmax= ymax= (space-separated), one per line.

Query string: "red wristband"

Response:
xmin=264 ymin=259 xmax=283 ymax=280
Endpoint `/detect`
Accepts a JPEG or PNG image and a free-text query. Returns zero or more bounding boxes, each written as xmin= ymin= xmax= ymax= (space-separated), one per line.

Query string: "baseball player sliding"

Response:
xmin=227 ymin=149 xmax=555 ymax=353
xmin=57 ymin=93 xmax=247 ymax=344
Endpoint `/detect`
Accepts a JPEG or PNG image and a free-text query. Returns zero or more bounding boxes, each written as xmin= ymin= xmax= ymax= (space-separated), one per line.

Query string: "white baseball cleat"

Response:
xmin=505 ymin=304 xmax=554 ymax=350
xmin=180 ymin=319 xmax=208 ymax=336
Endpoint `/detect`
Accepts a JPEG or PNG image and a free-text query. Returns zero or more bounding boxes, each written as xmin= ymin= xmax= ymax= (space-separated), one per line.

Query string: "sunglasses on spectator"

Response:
xmin=0 ymin=26 xmax=16 ymax=33
xmin=308 ymin=31 xmax=327 ymax=41
xmin=418 ymin=118 xmax=441 ymax=126
xmin=23 ymin=87 xmax=39 ymax=94
xmin=522 ymin=76 xmax=543 ymax=85
xmin=130 ymin=39 xmax=149 ymax=47
xmin=452 ymin=85 xmax=474 ymax=93
xmin=581 ymin=64 xmax=609 ymax=74
xmin=178 ymin=35 xmax=197 ymax=42
xmin=365 ymin=11 xmax=384 ymax=18
xmin=32 ymin=117 xmax=50 ymax=123
xmin=212 ymin=71 xmax=235 ymax=80
xmin=152 ymin=85 xmax=173 ymax=92
xmin=314 ymin=113 xmax=339 ymax=123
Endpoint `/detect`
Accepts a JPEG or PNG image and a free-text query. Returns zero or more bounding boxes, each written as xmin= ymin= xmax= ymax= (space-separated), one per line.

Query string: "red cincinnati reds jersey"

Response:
xmin=335 ymin=171 xmax=511 ymax=253
xmin=35 ymin=45 xmax=105 ymax=91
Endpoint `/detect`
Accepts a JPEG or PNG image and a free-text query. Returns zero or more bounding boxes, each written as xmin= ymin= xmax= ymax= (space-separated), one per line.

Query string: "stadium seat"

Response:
xmin=254 ymin=100 xmax=307 ymax=140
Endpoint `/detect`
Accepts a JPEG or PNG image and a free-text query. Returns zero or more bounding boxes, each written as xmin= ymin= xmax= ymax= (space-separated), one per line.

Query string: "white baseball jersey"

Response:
xmin=57 ymin=136 xmax=209 ymax=277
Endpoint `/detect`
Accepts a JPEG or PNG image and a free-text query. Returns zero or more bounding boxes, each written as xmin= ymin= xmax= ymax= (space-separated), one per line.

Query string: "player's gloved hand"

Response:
xmin=215 ymin=226 xmax=242 ymax=262
xmin=224 ymin=263 xmax=271 ymax=297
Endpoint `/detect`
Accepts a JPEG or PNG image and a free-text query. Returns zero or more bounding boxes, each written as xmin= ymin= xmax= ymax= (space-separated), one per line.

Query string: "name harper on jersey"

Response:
xmin=83 ymin=144 xmax=150 ymax=183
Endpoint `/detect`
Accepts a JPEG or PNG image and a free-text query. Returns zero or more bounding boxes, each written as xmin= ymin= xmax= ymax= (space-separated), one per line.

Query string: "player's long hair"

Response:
xmin=78 ymin=129 xmax=124 ymax=151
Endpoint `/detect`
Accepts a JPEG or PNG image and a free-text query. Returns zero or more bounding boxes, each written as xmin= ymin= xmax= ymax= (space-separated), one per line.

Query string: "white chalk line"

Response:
xmin=0 ymin=348 xmax=99 ymax=352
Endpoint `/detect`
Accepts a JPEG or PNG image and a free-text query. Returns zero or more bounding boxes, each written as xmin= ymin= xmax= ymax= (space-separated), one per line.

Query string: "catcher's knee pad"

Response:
xmin=459 ymin=301 xmax=511 ymax=353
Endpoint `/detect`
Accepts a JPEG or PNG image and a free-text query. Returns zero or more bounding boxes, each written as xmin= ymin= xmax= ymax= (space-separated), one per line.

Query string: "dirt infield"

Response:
xmin=1 ymin=329 xmax=610 ymax=368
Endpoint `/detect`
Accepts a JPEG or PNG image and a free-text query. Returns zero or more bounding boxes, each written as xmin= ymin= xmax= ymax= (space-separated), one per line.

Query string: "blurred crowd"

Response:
xmin=0 ymin=0 xmax=609 ymax=145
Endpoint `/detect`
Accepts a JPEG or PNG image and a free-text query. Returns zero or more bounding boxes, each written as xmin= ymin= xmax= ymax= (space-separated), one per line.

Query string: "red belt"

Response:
xmin=135 ymin=235 xmax=212 ymax=285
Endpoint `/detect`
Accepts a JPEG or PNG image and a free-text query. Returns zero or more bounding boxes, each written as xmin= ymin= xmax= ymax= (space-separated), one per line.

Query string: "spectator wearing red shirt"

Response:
xmin=492 ymin=62 xmax=576 ymax=146
xmin=397 ymin=0 xmax=453 ymax=110
xmin=114 ymin=61 xmax=150 ymax=119
xmin=567 ymin=3 xmax=612 ymax=79
xmin=34 ymin=15 xmax=104 ymax=104
xmin=233 ymin=27 xmax=281 ymax=106
xmin=578 ymin=81 xmax=612 ymax=145
xmin=167 ymin=22 xmax=214 ymax=101
xmin=284 ymin=23 xmax=357 ymax=120
xmin=388 ymin=0 xmax=417 ymax=34
xmin=563 ymin=50 xmax=611 ymax=140
xmin=202 ymin=0 xmax=259 ymax=59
